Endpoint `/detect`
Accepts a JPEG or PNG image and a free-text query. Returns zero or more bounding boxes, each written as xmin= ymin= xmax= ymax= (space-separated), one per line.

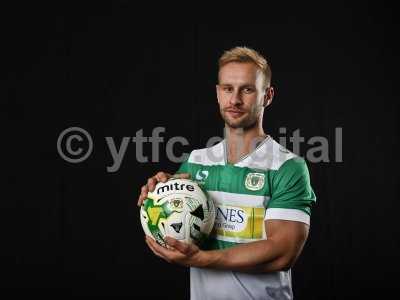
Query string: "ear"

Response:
xmin=216 ymin=84 xmax=220 ymax=103
xmin=263 ymin=86 xmax=274 ymax=107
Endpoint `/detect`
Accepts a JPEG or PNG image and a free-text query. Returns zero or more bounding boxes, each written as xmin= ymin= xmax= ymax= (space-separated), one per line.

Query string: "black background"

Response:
xmin=2 ymin=2 xmax=398 ymax=299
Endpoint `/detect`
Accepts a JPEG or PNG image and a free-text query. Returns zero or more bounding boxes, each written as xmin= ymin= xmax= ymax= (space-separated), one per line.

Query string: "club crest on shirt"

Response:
xmin=245 ymin=173 xmax=265 ymax=191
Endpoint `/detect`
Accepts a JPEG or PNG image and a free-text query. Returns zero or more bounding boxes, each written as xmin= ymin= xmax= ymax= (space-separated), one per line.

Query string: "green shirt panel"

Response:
xmin=176 ymin=157 xmax=316 ymax=216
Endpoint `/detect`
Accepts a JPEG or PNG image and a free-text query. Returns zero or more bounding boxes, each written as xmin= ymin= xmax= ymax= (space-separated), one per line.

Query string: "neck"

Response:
xmin=225 ymin=121 xmax=267 ymax=164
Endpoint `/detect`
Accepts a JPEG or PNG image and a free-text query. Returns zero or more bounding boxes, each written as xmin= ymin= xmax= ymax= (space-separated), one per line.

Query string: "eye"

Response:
xmin=243 ymin=87 xmax=255 ymax=94
xmin=223 ymin=86 xmax=233 ymax=93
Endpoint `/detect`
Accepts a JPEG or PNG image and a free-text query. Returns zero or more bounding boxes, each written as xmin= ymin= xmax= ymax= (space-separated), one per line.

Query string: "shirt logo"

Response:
xmin=245 ymin=173 xmax=265 ymax=191
xmin=215 ymin=206 xmax=247 ymax=232
xmin=213 ymin=204 xmax=265 ymax=240
xmin=195 ymin=170 xmax=209 ymax=182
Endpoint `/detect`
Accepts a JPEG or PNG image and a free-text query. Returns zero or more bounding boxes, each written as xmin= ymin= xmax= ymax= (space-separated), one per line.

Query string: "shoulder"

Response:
xmin=238 ymin=137 xmax=298 ymax=171
xmin=268 ymin=138 xmax=300 ymax=170
xmin=186 ymin=140 xmax=225 ymax=166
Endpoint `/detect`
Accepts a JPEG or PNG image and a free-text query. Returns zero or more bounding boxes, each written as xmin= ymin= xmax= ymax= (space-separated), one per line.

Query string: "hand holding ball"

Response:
xmin=140 ymin=178 xmax=215 ymax=247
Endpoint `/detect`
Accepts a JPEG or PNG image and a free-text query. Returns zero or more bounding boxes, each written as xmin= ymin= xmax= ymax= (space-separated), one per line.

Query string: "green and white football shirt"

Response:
xmin=176 ymin=136 xmax=316 ymax=300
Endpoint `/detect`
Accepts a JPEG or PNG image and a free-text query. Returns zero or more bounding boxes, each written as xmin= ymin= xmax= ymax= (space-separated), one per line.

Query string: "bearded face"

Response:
xmin=216 ymin=62 xmax=270 ymax=130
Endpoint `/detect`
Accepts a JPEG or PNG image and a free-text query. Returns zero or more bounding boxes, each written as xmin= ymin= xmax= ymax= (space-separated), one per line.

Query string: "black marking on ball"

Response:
xmin=190 ymin=205 xmax=204 ymax=220
xmin=170 ymin=222 xmax=183 ymax=233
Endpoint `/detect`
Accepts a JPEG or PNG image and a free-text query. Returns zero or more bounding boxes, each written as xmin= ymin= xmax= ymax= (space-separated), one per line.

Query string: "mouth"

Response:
xmin=225 ymin=109 xmax=246 ymax=118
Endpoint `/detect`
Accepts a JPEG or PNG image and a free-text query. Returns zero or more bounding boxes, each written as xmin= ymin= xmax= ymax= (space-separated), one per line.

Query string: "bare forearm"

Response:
xmin=200 ymin=238 xmax=292 ymax=273
xmin=147 ymin=220 xmax=309 ymax=273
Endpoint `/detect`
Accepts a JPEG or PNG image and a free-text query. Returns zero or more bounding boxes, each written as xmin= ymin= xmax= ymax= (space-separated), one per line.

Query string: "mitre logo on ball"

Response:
xmin=140 ymin=178 xmax=216 ymax=247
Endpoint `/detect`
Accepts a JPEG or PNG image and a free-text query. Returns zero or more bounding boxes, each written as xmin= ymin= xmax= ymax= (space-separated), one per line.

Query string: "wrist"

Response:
xmin=196 ymin=249 xmax=224 ymax=268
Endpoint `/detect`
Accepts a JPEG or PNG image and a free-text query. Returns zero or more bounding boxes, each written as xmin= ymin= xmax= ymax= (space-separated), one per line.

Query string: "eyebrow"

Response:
xmin=219 ymin=83 xmax=256 ymax=88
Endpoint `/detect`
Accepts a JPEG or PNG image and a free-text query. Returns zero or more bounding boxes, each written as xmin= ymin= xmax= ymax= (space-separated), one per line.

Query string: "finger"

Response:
xmin=146 ymin=237 xmax=175 ymax=263
xmin=155 ymin=172 xmax=172 ymax=183
xmin=137 ymin=185 xmax=149 ymax=206
xmin=145 ymin=236 xmax=167 ymax=256
xmin=137 ymin=185 xmax=148 ymax=206
xmin=172 ymin=173 xmax=191 ymax=179
xmin=147 ymin=177 xmax=158 ymax=192
xmin=146 ymin=235 xmax=162 ymax=249
xmin=145 ymin=237 xmax=162 ymax=256
xmin=141 ymin=185 xmax=148 ymax=194
xmin=145 ymin=237 xmax=169 ymax=261
xmin=147 ymin=236 xmax=176 ymax=258
xmin=165 ymin=236 xmax=190 ymax=255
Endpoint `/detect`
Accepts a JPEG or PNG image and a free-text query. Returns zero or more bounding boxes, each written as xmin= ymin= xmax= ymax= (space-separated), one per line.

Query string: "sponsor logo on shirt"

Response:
xmin=213 ymin=204 xmax=265 ymax=240
xmin=245 ymin=173 xmax=265 ymax=191
xmin=195 ymin=170 xmax=209 ymax=183
xmin=215 ymin=205 xmax=247 ymax=232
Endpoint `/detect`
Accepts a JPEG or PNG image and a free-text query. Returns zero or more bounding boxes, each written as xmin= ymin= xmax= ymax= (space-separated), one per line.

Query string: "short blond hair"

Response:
xmin=218 ymin=46 xmax=271 ymax=88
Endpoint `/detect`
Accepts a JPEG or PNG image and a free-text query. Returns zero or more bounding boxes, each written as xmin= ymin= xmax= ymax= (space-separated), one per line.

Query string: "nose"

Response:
xmin=229 ymin=89 xmax=242 ymax=106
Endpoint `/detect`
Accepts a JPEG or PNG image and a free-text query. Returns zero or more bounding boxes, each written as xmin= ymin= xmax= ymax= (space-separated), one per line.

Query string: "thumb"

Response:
xmin=165 ymin=236 xmax=191 ymax=254
xmin=172 ymin=173 xmax=191 ymax=179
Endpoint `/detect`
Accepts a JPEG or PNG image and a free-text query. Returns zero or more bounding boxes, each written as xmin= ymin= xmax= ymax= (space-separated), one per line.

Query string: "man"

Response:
xmin=137 ymin=46 xmax=316 ymax=300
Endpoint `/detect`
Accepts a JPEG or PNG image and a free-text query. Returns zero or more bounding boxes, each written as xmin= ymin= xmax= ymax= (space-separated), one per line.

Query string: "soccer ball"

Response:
xmin=140 ymin=178 xmax=215 ymax=247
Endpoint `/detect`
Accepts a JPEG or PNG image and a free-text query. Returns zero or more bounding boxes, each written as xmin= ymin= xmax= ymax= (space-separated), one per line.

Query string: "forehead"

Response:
xmin=218 ymin=62 xmax=261 ymax=84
